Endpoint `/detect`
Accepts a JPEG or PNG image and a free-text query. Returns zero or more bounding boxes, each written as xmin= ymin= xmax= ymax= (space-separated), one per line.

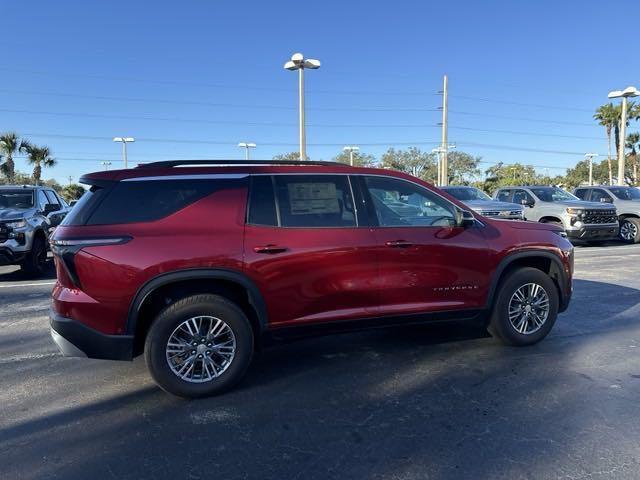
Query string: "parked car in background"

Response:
xmin=0 ymin=185 xmax=71 ymax=276
xmin=49 ymin=160 xmax=574 ymax=398
xmin=494 ymin=186 xmax=618 ymax=242
xmin=441 ymin=186 xmax=524 ymax=220
xmin=573 ymin=185 xmax=640 ymax=243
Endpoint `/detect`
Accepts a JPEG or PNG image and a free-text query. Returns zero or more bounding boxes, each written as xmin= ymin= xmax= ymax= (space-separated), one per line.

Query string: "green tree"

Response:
xmin=0 ymin=132 xmax=21 ymax=183
xmin=272 ymin=152 xmax=300 ymax=160
xmin=626 ymin=132 xmax=640 ymax=185
xmin=61 ymin=183 xmax=86 ymax=202
xmin=482 ymin=162 xmax=539 ymax=192
xmin=333 ymin=150 xmax=376 ymax=167
xmin=594 ymin=103 xmax=618 ymax=185
xmin=20 ymin=142 xmax=56 ymax=185
xmin=447 ymin=151 xmax=481 ymax=184
xmin=564 ymin=158 xmax=609 ymax=188
xmin=380 ymin=147 xmax=437 ymax=182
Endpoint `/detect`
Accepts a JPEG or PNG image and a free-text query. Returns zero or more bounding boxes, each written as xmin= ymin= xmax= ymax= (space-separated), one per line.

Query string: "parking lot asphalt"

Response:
xmin=1 ymin=244 xmax=639 ymax=480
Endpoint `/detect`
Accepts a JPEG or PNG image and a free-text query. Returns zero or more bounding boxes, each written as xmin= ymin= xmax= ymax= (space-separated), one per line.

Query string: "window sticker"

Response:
xmin=287 ymin=183 xmax=341 ymax=215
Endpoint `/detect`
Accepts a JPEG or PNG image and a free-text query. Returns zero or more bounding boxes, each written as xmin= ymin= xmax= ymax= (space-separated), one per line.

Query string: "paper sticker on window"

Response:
xmin=287 ymin=183 xmax=340 ymax=215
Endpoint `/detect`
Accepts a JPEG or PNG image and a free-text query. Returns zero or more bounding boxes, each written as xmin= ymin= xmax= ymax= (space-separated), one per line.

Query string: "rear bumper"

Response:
xmin=49 ymin=309 xmax=134 ymax=360
xmin=566 ymin=224 xmax=619 ymax=240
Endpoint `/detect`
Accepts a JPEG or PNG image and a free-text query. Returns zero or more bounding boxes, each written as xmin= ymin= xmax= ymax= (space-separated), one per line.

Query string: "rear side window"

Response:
xmin=64 ymin=179 xmax=241 ymax=226
xmin=274 ymin=175 xmax=356 ymax=228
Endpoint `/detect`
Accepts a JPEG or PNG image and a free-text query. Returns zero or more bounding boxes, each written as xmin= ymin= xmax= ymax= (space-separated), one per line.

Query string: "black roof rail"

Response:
xmin=136 ymin=159 xmax=349 ymax=169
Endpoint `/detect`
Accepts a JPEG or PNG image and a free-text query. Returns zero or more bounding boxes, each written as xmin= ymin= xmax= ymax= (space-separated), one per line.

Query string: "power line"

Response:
xmin=451 ymin=125 xmax=602 ymax=140
xmin=449 ymin=109 xmax=599 ymax=127
xmin=445 ymin=94 xmax=594 ymax=112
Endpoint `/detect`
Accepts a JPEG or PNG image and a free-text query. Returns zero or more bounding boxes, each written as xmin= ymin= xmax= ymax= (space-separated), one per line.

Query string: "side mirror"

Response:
xmin=521 ymin=199 xmax=534 ymax=207
xmin=43 ymin=204 xmax=58 ymax=214
xmin=600 ymin=197 xmax=612 ymax=203
xmin=456 ymin=209 xmax=476 ymax=228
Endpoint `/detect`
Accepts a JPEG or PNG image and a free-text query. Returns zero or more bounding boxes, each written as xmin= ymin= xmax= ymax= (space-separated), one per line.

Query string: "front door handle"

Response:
xmin=253 ymin=244 xmax=288 ymax=254
xmin=385 ymin=240 xmax=414 ymax=248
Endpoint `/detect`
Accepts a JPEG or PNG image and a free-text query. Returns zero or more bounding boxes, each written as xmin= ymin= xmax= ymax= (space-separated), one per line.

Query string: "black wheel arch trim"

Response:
xmin=486 ymin=250 xmax=570 ymax=312
xmin=126 ymin=268 xmax=269 ymax=335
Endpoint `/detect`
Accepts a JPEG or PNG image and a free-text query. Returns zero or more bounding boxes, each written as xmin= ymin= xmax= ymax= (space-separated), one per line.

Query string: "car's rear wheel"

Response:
xmin=20 ymin=235 xmax=48 ymax=277
xmin=488 ymin=267 xmax=559 ymax=346
xmin=144 ymin=294 xmax=254 ymax=398
xmin=619 ymin=218 xmax=640 ymax=244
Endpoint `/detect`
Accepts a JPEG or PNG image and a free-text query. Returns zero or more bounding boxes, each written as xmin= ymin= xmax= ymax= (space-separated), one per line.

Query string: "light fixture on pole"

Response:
xmin=343 ymin=146 xmax=359 ymax=166
xmin=113 ymin=137 xmax=135 ymax=168
xmin=432 ymin=144 xmax=456 ymax=186
xmin=238 ymin=142 xmax=257 ymax=160
xmin=584 ymin=153 xmax=599 ymax=186
xmin=101 ymin=161 xmax=112 ymax=171
xmin=608 ymin=86 xmax=640 ymax=185
xmin=284 ymin=52 xmax=321 ymax=161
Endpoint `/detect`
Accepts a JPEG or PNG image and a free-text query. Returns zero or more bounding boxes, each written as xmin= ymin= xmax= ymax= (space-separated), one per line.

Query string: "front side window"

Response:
xmin=37 ymin=190 xmax=51 ymax=209
xmin=496 ymin=190 xmax=512 ymax=202
xmin=609 ymin=187 xmax=640 ymax=200
xmin=574 ymin=188 xmax=589 ymax=200
xmin=590 ymin=189 xmax=613 ymax=203
xmin=530 ymin=187 xmax=578 ymax=202
xmin=364 ymin=176 xmax=457 ymax=227
xmin=273 ymin=175 xmax=356 ymax=228
xmin=44 ymin=190 xmax=61 ymax=210
xmin=512 ymin=189 xmax=535 ymax=205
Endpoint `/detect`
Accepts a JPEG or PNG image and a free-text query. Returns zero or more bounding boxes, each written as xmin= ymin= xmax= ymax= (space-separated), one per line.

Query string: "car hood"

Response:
xmin=463 ymin=200 xmax=523 ymax=211
xmin=546 ymin=200 xmax=612 ymax=209
xmin=614 ymin=199 xmax=640 ymax=211
xmin=0 ymin=207 xmax=34 ymax=222
xmin=492 ymin=218 xmax=563 ymax=232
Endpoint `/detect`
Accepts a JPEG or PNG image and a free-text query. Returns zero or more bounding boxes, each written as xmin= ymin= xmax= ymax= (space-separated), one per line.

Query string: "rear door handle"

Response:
xmin=385 ymin=240 xmax=414 ymax=248
xmin=253 ymin=244 xmax=288 ymax=254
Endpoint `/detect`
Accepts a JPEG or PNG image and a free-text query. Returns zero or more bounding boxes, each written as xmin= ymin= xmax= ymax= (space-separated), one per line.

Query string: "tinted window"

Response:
xmin=496 ymin=190 xmax=512 ymax=202
xmin=248 ymin=176 xmax=277 ymax=226
xmin=274 ymin=175 xmax=356 ymax=228
xmin=609 ymin=187 xmax=640 ymax=200
xmin=512 ymin=189 xmax=534 ymax=205
xmin=574 ymin=188 xmax=589 ymax=200
xmin=590 ymin=189 xmax=613 ymax=203
xmin=530 ymin=187 xmax=577 ymax=202
xmin=0 ymin=189 xmax=34 ymax=209
xmin=365 ymin=176 xmax=456 ymax=227
xmin=83 ymin=179 xmax=232 ymax=225
xmin=44 ymin=190 xmax=61 ymax=209
xmin=61 ymin=185 xmax=107 ymax=226
xmin=37 ymin=190 xmax=51 ymax=209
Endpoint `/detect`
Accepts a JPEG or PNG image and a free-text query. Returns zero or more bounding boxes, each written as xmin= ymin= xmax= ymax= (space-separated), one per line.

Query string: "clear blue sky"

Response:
xmin=3 ymin=0 xmax=639 ymax=183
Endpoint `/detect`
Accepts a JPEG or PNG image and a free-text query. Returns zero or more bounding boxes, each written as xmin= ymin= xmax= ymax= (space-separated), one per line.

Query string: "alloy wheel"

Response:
xmin=620 ymin=220 xmax=638 ymax=242
xmin=508 ymin=283 xmax=550 ymax=335
xmin=165 ymin=316 xmax=236 ymax=383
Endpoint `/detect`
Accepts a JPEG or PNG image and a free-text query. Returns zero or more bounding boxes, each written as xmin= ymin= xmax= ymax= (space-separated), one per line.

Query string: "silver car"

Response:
xmin=0 ymin=185 xmax=71 ymax=276
xmin=574 ymin=185 xmax=640 ymax=243
xmin=441 ymin=186 xmax=524 ymax=220
xmin=494 ymin=186 xmax=618 ymax=242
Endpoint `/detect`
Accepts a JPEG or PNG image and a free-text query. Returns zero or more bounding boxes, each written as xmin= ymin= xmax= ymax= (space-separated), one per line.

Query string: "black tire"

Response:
xmin=144 ymin=294 xmax=254 ymax=398
xmin=487 ymin=267 xmax=559 ymax=346
xmin=619 ymin=218 xmax=640 ymax=244
xmin=20 ymin=235 xmax=48 ymax=277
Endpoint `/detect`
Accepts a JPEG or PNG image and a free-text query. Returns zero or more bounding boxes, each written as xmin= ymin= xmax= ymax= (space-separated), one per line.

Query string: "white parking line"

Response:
xmin=0 ymin=282 xmax=56 ymax=289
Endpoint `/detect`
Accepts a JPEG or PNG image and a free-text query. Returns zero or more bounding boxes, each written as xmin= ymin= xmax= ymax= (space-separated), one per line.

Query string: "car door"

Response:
xmin=590 ymin=188 xmax=614 ymax=204
xmin=243 ymin=174 xmax=380 ymax=328
xmin=512 ymin=189 xmax=536 ymax=219
xmin=360 ymin=175 xmax=492 ymax=316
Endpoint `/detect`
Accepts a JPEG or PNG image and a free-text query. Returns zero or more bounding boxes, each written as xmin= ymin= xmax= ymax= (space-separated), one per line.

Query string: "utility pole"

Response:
xmin=608 ymin=86 xmax=640 ymax=185
xmin=585 ymin=153 xmax=598 ymax=186
xmin=439 ymin=74 xmax=449 ymax=186
xmin=284 ymin=53 xmax=321 ymax=161
xmin=113 ymin=137 xmax=135 ymax=168
xmin=102 ymin=161 xmax=112 ymax=171
xmin=67 ymin=175 xmax=73 ymax=185
xmin=343 ymin=146 xmax=359 ymax=166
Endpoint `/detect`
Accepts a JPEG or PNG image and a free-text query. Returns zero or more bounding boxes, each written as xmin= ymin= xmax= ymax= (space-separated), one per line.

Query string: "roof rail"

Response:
xmin=136 ymin=159 xmax=349 ymax=169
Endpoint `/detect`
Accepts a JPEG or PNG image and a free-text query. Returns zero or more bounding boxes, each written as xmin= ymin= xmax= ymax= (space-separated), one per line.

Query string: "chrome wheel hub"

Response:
xmin=508 ymin=283 xmax=550 ymax=335
xmin=620 ymin=221 xmax=638 ymax=241
xmin=166 ymin=316 xmax=236 ymax=383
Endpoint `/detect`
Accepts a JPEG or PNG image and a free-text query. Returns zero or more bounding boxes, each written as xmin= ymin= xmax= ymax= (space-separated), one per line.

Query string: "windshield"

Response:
xmin=443 ymin=187 xmax=491 ymax=201
xmin=530 ymin=187 xmax=578 ymax=202
xmin=609 ymin=187 xmax=640 ymax=200
xmin=0 ymin=190 xmax=34 ymax=209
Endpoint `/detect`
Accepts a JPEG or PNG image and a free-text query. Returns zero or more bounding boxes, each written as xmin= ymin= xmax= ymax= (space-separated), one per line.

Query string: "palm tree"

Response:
xmin=627 ymin=132 xmax=640 ymax=185
xmin=21 ymin=142 xmax=56 ymax=185
xmin=594 ymin=104 xmax=617 ymax=184
xmin=0 ymin=132 xmax=21 ymax=183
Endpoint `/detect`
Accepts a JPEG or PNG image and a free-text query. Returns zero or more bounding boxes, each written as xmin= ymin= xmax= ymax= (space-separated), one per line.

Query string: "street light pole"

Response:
xmin=284 ymin=53 xmax=321 ymax=161
xmin=608 ymin=86 xmax=640 ymax=185
xmin=113 ymin=137 xmax=135 ymax=168
xmin=439 ymin=74 xmax=449 ymax=186
xmin=238 ymin=142 xmax=257 ymax=160
xmin=343 ymin=146 xmax=359 ymax=166
xmin=585 ymin=153 xmax=598 ymax=186
xmin=431 ymin=144 xmax=456 ymax=186
xmin=101 ymin=161 xmax=112 ymax=171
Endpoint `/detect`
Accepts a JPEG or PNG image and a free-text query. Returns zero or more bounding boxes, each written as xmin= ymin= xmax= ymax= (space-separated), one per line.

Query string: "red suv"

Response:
xmin=50 ymin=160 xmax=574 ymax=398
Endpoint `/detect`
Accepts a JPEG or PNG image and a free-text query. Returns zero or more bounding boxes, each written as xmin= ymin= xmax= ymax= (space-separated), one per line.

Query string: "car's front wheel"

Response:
xmin=619 ymin=218 xmax=640 ymax=244
xmin=488 ymin=267 xmax=559 ymax=346
xmin=144 ymin=294 xmax=254 ymax=398
xmin=20 ymin=235 xmax=48 ymax=277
